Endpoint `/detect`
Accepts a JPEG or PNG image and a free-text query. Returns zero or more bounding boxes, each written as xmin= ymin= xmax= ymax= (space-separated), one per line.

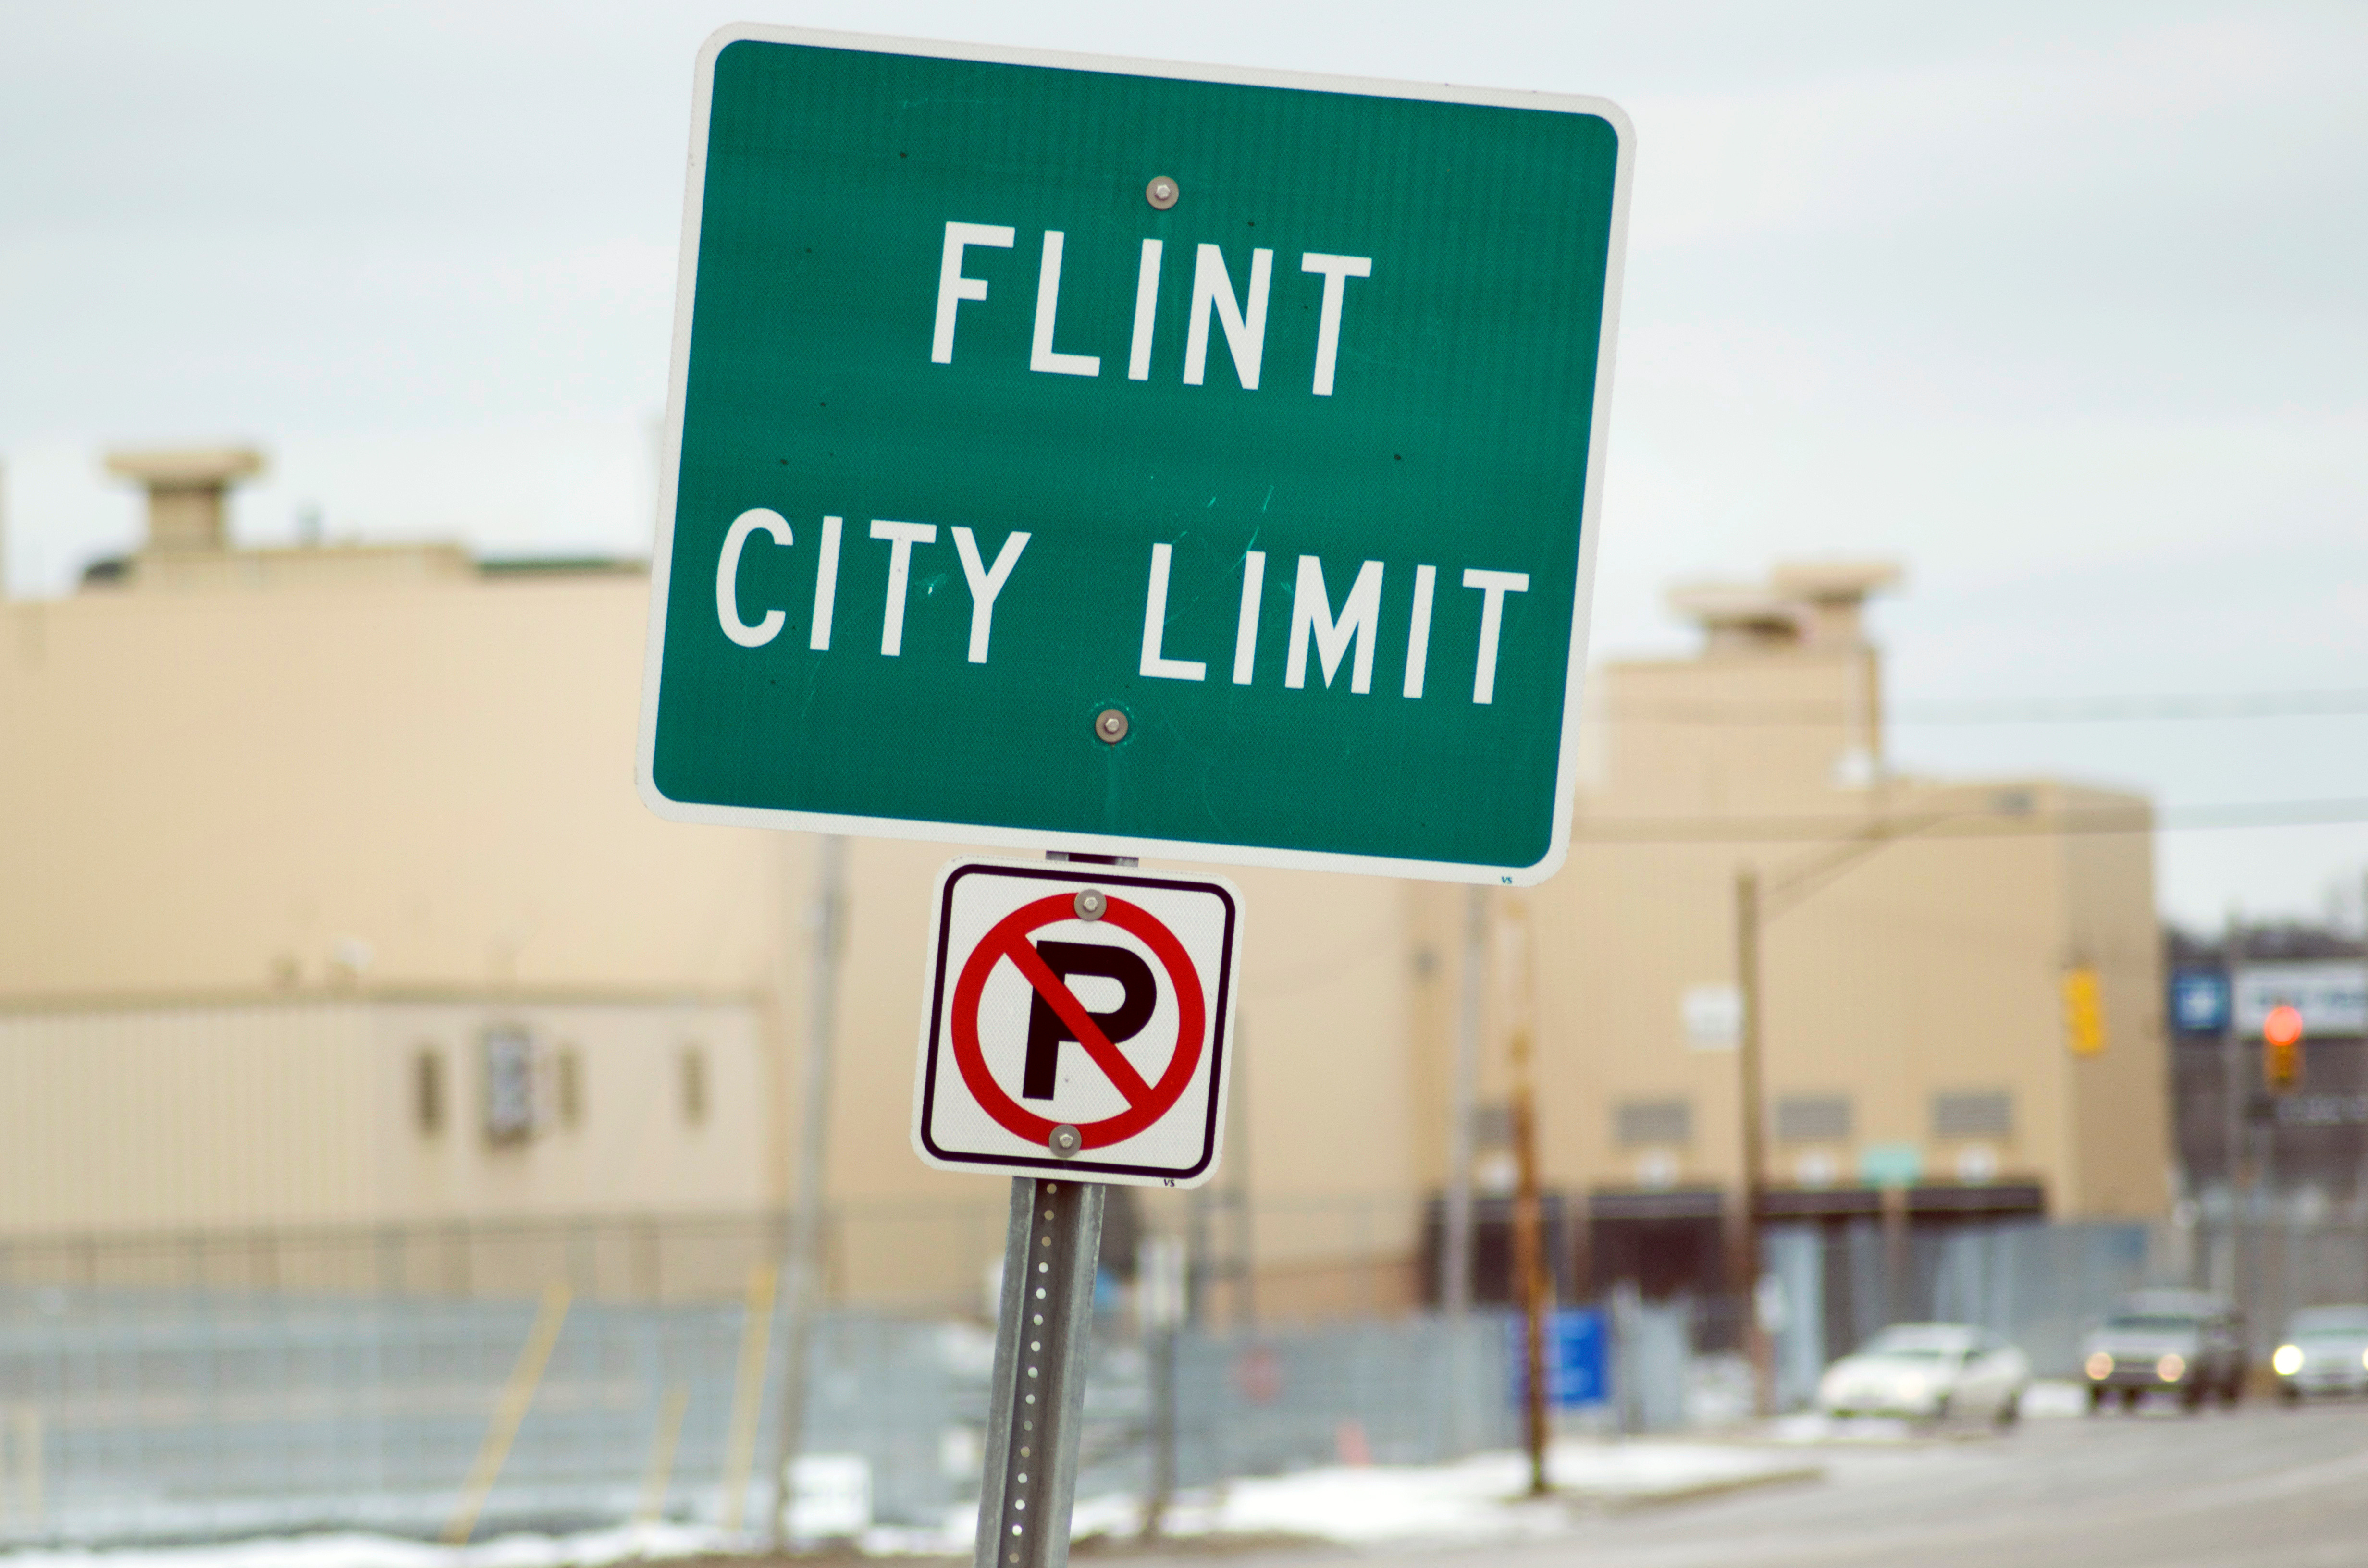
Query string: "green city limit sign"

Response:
xmin=637 ymin=26 xmax=1632 ymax=884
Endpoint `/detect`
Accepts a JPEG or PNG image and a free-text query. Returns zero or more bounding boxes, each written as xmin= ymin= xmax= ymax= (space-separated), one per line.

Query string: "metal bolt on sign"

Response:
xmin=976 ymin=1176 xmax=1106 ymax=1568
xmin=1072 ymin=889 xmax=1106 ymax=921
xmin=1145 ymin=175 xmax=1179 ymax=209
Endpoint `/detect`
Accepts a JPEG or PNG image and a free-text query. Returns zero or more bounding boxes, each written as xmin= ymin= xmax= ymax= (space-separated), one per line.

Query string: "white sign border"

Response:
xmin=635 ymin=23 xmax=1635 ymax=888
xmin=909 ymin=857 xmax=1241 ymax=1189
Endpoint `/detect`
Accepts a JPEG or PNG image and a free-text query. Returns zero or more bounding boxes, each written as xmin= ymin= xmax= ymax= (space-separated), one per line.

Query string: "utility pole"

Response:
xmin=1723 ymin=808 xmax=1968 ymax=1419
xmin=1442 ymin=887 xmax=1486 ymax=1318
xmin=768 ymin=834 xmax=848 ymax=1552
xmin=1503 ymin=895 xmax=1550 ymax=1495
xmin=1440 ymin=886 xmax=1487 ymax=1458
xmin=1732 ymin=869 xmax=1771 ymax=1417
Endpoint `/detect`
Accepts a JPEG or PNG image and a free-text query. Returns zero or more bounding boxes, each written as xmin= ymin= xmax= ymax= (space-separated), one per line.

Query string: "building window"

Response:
xmin=415 ymin=1049 xmax=444 ymax=1137
xmin=484 ymin=1027 xmax=536 ymax=1143
xmin=680 ymin=1046 xmax=708 ymax=1128
xmin=1616 ymin=1099 xmax=1691 ymax=1147
xmin=1933 ymin=1090 xmax=2013 ymax=1140
xmin=555 ymin=1046 xmax=583 ymax=1129
xmin=1775 ymin=1094 xmax=1852 ymax=1143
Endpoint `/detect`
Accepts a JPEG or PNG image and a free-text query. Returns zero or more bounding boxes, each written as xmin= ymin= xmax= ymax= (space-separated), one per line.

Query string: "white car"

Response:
xmin=2273 ymin=1305 xmax=2368 ymax=1402
xmin=1817 ymin=1323 xmax=2033 ymax=1424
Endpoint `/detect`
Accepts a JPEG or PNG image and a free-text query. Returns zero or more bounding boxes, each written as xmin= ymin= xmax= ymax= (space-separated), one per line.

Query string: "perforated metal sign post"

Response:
xmin=636 ymin=24 xmax=1633 ymax=888
xmin=913 ymin=859 xmax=1238 ymax=1189
xmin=915 ymin=854 xmax=1237 ymax=1568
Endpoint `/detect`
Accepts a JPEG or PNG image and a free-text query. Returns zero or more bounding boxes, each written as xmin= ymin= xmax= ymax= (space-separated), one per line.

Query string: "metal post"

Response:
xmin=1610 ymin=1280 xmax=1642 ymax=1436
xmin=633 ymin=1385 xmax=690 ymax=1526
xmin=1137 ymin=1235 xmax=1184 ymax=1541
xmin=443 ymin=1284 xmax=572 ymax=1545
xmin=768 ymin=833 xmax=848 ymax=1550
xmin=1879 ymin=1186 xmax=1908 ymax=1329
xmin=2356 ymin=874 xmax=2368 ymax=1243
xmin=976 ymin=1176 xmax=1106 ymax=1568
xmin=2220 ymin=916 xmax=2244 ymax=1309
xmin=1442 ymin=886 xmax=1485 ymax=1318
xmin=1502 ymin=896 xmax=1549 ymax=1495
xmin=1143 ymin=1325 xmax=1178 ymax=1537
xmin=1229 ymin=1014 xmax=1257 ymax=1329
xmin=720 ymin=1262 xmax=779 ymax=1535
xmin=1733 ymin=869 xmax=1772 ymax=1415
xmin=1510 ymin=1064 xmax=1549 ymax=1491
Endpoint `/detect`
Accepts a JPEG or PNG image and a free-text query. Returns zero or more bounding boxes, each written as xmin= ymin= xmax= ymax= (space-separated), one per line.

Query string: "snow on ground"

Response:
xmin=1068 ymin=1439 xmax=1820 ymax=1546
xmin=0 ymin=1439 xmax=1825 ymax=1565
xmin=0 ymin=1524 xmax=728 ymax=1568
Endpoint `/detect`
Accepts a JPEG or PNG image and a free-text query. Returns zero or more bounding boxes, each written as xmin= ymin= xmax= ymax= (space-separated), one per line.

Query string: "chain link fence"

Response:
xmin=0 ymin=1205 xmax=2277 ymax=1545
xmin=0 ymin=1285 xmax=950 ymax=1546
xmin=2187 ymin=1203 xmax=2368 ymax=1355
xmin=0 ymin=1274 xmax=1521 ymax=1550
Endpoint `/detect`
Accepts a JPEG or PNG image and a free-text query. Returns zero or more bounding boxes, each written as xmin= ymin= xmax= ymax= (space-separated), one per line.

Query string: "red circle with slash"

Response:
xmin=949 ymin=893 xmax=1207 ymax=1149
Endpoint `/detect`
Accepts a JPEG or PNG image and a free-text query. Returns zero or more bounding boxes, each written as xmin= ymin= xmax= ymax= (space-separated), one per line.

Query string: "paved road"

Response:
xmin=1136 ymin=1402 xmax=2368 ymax=1568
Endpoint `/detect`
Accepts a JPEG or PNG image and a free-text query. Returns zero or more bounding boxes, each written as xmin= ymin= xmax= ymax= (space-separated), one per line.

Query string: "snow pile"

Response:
xmin=2018 ymin=1380 xmax=2093 ymax=1419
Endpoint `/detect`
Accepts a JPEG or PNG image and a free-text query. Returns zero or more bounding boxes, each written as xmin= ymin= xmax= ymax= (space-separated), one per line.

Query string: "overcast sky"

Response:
xmin=3 ymin=0 xmax=2363 ymax=931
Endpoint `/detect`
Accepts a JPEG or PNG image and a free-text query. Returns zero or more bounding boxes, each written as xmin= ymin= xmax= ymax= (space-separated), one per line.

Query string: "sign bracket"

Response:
xmin=975 ymin=1175 xmax=1105 ymax=1568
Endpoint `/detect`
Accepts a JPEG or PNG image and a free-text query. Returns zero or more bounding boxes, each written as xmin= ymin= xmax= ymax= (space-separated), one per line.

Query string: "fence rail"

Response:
xmin=0 ymin=1192 xmax=1402 ymax=1317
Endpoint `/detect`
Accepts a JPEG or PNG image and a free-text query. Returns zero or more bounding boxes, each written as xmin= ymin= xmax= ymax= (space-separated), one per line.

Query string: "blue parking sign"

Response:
xmin=2171 ymin=971 xmax=2231 ymax=1034
xmin=1510 ymin=1309 xmax=1607 ymax=1408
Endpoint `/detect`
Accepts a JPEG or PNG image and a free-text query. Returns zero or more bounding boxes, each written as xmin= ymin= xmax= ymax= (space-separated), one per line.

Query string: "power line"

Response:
xmin=1603 ymin=689 xmax=2368 ymax=727
xmin=1899 ymin=691 xmax=2368 ymax=723
xmin=1570 ymin=796 xmax=2368 ymax=845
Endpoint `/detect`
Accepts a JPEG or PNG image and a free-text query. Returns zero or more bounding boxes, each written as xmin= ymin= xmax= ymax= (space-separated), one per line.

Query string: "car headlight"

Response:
xmin=2274 ymin=1344 xmax=2304 ymax=1376
xmin=2085 ymin=1352 xmax=2112 ymax=1380
xmin=2157 ymin=1353 xmax=2185 ymax=1382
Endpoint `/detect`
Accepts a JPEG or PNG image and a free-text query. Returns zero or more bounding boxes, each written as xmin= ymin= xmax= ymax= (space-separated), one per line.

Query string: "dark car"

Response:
xmin=2079 ymin=1290 xmax=2247 ymax=1411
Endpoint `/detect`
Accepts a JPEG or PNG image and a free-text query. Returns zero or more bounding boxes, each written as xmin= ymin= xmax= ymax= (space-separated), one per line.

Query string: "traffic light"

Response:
xmin=2264 ymin=1003 xmax=2305 ymax=1093
xmin=2060 ymin=967 xmax=2108 ymax=1056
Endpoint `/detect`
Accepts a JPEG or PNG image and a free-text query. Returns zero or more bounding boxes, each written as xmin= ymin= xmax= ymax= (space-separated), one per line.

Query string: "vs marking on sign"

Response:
xmin=912 ymin=860 xmax=1239 ymax=1188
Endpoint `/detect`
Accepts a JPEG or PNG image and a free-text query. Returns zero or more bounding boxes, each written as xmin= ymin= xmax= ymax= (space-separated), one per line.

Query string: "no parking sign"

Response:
xmin=911 ymin=859 xmax=1239 ymax=1187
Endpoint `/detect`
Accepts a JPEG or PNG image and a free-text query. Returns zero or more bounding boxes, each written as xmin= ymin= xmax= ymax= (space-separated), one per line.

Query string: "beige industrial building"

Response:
xmin=0 ymin=448 xmax=2167 ymax=1314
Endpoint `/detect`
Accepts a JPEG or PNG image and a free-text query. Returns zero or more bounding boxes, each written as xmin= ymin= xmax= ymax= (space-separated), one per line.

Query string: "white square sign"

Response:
xmin=911 ymin=859 xmax=1239 ymax=1188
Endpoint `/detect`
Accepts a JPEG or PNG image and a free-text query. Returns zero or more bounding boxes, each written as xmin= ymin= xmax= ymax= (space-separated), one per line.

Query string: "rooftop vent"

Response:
xmin=104 ymin=446 xmax=265 ymax=554
xmin=1667 ymin=559 xmax=1901 ymax=653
